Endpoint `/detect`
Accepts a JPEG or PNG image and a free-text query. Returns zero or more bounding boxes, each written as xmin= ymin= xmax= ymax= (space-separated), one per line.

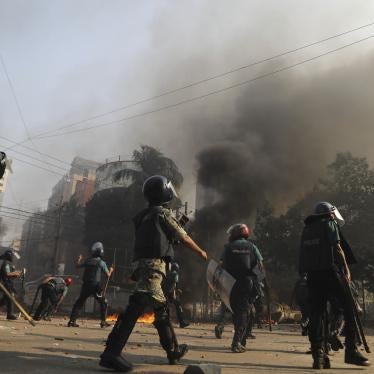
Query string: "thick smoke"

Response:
xmin=191 ymin=55 xmax=374 ymax=256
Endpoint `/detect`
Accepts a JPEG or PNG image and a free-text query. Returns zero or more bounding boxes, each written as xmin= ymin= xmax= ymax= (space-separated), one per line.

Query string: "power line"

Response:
xmin=10 ymin=156 xmax=66 ymax=177
xmin=33 ymin=34 xmax=374 ymax=139
xmin=0 ymin=142 xmax=68 ymax=172
xmin=0 ymin=136 xmax=70 ymax=166
xmin=1 ymin=205 xmax=58 ymax=221
xmin=6 ymin=20 xmax=374 ymax=146
xmin=0 ymin=54 xmax=41 ymax=153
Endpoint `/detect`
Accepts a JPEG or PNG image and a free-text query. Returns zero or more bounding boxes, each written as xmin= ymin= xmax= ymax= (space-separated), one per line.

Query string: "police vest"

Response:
xmin=223 ymin=239 xmax=256 ymax=280
xmin=49 ymin=277 xmax=66 ymax=294
xmin=133 ymin=206 xmax=174 ymax=261
xmin=83 ymin=257 xmax=103 ymax=284
xmin=0 ymin=260 xmax=15 ymax=290
xmin=299 ymin=219 xmax=334 ymax=273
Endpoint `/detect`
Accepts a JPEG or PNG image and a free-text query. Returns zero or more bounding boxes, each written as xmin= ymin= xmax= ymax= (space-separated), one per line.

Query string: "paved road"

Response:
xmin=0 ymin=317 xmax=372 ymax=373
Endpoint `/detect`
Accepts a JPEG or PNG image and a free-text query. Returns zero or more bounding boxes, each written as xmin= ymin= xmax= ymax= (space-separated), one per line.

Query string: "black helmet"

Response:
xmin=0 ymin=152 xmax=7 ymax=179
xmin=313 ymin=201 xmax=344 ymax=225
xmin=171 ymin=262 xmax=180 ymax=272
xmin=90 ymin=242 xmax=104 ymax=257
xmin=142 ymin=175 xmax=177 ymax=205
xmin=2 ymin=249 xmax=20 ymax=262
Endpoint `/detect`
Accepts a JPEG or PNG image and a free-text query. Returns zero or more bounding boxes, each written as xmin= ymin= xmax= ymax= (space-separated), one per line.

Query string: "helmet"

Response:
xmin=142 ymin=175 xmax=177 ymax=205
xmin=2 ymin=249 xmax=20 ymax=261
xmin=313 ymin=201 xmax=345 ymax=225
xmin=227 ymin=223 xmax=250 ymax=241
xmin=90 ymin=242 xmax=104 ymax=257
xmin=171 ymin=262 xmax=180 ymax=272
xmin=65 ymin=276 xmax=73 ymax=287
xmin=0 ymin=152 xmax=6 ymax=179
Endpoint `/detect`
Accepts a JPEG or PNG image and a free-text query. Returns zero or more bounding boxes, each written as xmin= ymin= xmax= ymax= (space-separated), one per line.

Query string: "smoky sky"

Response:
xmin=193 ymin=53 xmax=374 ymax=250
xmin=1 ymin=1 xmax=374 ymax=243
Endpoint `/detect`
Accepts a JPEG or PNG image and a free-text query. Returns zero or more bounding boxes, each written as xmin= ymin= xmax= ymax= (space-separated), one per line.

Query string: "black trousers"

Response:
xmin=70 ymin=283 xmax=107 ymax=322
xmin=230 ymin=279 xmax=253 ymax=346
xmin=0 ymin=283 xmax=15 ymax=317
xmin=34 ymin=284 xmax=60 ymax=320
xmin=307 ymin=270 xmax=356 ymax=351
xmin=103 ymin=292 xmax=178 ymax=357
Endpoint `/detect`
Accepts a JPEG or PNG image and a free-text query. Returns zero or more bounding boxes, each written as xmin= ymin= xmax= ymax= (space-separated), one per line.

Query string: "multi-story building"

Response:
xmin=0 ymin=159 xmax=12 ymax=205
xmin=48 ymin=157 xmax=101 ymax=209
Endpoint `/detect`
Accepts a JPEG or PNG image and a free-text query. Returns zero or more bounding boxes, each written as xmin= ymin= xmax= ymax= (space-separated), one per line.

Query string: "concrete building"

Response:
xmin=0 ymin=159 xmax=12 ymax=205
xmin=48 ymin=157 xmax=101 ymax=209
xmin=94 ymin=158 xmax=141 ymax=193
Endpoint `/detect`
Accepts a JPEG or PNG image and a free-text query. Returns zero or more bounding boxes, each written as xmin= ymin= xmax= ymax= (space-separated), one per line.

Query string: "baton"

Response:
xmin=0 ymin=283 xmax=35 ymax=326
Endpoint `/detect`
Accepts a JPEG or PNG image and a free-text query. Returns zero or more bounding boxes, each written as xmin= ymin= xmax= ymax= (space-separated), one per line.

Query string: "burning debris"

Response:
xmin=106 ymin=312 xmax=155 ymax=324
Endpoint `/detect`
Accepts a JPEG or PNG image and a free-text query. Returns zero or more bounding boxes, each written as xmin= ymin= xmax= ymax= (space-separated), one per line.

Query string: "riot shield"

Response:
xmin=206 ymin=259 xmax=235 ymax=312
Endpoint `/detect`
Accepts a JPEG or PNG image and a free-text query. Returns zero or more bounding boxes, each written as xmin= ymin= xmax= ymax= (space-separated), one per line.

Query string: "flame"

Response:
xmin=106 ymin=314 xmax=118 ymax=322
xmin=137 ymin=312 xmax=155 ymax=324
xmin=106 ymin=312 xmax=155 ymax=324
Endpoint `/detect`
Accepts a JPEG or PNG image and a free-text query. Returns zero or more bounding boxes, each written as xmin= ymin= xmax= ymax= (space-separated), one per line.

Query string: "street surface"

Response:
xmin=0 ymin=317 xmax=372 ymax=373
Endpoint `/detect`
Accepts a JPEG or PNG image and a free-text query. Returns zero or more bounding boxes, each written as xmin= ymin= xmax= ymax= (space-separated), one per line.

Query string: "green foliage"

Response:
xmin=255 ymin=152 xmax=374 ymax=300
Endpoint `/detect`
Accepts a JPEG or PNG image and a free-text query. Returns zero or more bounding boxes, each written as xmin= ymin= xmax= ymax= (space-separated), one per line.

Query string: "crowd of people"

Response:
xmin=0 ymin=160 xmax=371 ymax=372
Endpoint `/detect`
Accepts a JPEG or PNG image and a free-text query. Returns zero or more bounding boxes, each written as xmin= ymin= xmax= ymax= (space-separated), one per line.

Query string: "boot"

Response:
xmin=312 ymin=349 xmax=328 ymax=369
xmin=345 ymin=348 xmax=370 ymax=366
xmin=214 ymin=325 xmax=223 ymax=339
xmin=328 ymin=334 xmax=344 ymax=351
xmin=6 ymin=314 xmax=18 ymax=320
xmin=167 ymin=344 xmax=188 ymax=364
xmin=179 ymin=321 xmax=190 ymax=328
xmin=67 ymin=320 xmax=79 ymax=327
xmin=99 ymin=353 xmax=133 ymax=372
xmin=231 ymin=342 xmax=246 ymax=353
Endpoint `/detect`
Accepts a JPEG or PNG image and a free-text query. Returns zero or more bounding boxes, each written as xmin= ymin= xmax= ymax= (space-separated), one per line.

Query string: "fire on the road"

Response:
xmin=106 ymin=312 xmax=155 ymax=324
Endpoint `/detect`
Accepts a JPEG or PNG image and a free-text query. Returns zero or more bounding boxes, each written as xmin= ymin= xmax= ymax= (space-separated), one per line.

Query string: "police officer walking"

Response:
xmin=68 ymin=242 xmax=113 ymax=328
xmin=299 ymin=202 xmax=370 ymax=368
xmin=0 ymin=249 xmax=22 ymax=320
xmin=163 ymin=261 xmax=189 ymax=328
xmin=99 ymin=175 xmax=207 ymax=372
xmin=33 ymin=276 xmax=73 ymax=321
xmin=222 ymin=223 xmax=264 ymax=353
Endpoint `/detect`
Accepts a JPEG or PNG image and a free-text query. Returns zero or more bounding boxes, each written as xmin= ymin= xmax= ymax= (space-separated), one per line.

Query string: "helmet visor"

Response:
xmin=333 ymin=207 xmax=345 ymax=226
xmin=166 ymin=181 xmax=178 ymax=198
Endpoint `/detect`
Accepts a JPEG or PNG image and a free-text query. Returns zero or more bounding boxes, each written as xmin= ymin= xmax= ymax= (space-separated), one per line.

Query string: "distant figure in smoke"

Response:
xmin=222 ymin=223 xmax=264 ymax=353
xmin=214 ymin=302 xmax=231 ymax=339
xmin=33 ymin=276 xmax=73 ymax=321
xmin=100 ymin=175 xmax=207 ymax=372
xmin=68 ymin=242 xmax=113 ymax=328
xmin=163 ymin=261 xmax=189 ymax=328
xmin=0 ymin=249 xmax=22 ymax=320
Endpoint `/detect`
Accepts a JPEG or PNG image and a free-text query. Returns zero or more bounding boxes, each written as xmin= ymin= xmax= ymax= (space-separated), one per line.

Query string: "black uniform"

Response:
xmin=299 ymin=215 xmax=359 ymax=362
xmin=69 ymin=257 xmax=109 ymax=325
xmin=222 ymin=238 xmax=260 ymax=350
xmin=0 ymin=259 xmax=17 ymax=318
xmin=101 ymin=205 xmax=188 ymax=368
xmin=34 ymin=277 xmax=68 ymax=321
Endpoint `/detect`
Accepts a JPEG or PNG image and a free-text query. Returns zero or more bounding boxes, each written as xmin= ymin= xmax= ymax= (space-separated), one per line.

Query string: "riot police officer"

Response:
xmin=299 ymin=201 xmax=369 ymax=368
xmin=68 ymin=242 xmax=113 ymax=328
xmin=99 ymin=175 xmax=207 ymax=372
xmin=222 ymin=223 xmax=263 ymax=353
xmin=163 ymin=262 xmax=189 ymax=328
xmin=33 ymin=276 xmax=73 ymax=321
xmin=0 ymin=249 xmax=22 ymax=320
